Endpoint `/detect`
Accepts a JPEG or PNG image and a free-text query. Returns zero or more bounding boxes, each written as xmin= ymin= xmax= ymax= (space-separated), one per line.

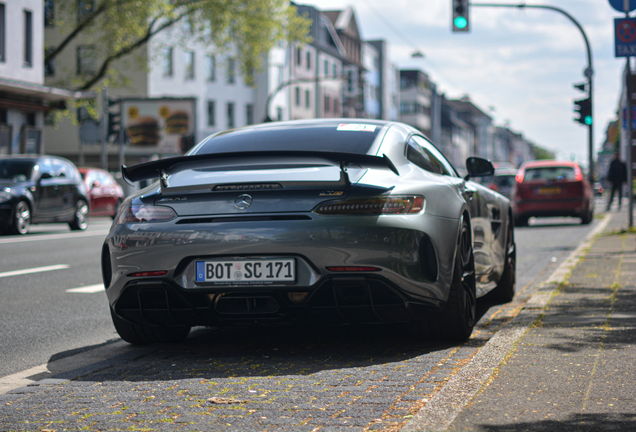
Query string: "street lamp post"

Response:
xmin=470 ymin=3 xmax=595 ymax=185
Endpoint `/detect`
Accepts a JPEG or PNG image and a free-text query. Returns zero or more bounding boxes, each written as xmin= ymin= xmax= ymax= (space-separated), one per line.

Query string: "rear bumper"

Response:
xmin=514 ymin=197 xmax=587 ymax=218
xmin=111 ymin=275 xmax=439 ymax=328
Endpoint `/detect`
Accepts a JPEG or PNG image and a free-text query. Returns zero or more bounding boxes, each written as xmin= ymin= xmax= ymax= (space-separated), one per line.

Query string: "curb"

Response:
xmin=401 ymin=214 xmax=613 ymax=432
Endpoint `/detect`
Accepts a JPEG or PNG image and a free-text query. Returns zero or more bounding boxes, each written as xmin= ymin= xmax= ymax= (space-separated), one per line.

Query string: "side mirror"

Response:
xmin=465 ymin=157 xmax=495 ymax=180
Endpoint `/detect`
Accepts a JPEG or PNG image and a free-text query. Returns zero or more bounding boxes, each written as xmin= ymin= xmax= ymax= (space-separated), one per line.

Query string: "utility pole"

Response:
xmin=470 ymin=3 xmax=594 ymax=185
xmin=101 ymin=88 xmax=108 ymax=170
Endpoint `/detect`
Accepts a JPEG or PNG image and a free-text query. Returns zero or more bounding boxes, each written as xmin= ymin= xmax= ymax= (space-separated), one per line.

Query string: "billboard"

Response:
xmin=121 ymin=98 xmax=196 ymax=154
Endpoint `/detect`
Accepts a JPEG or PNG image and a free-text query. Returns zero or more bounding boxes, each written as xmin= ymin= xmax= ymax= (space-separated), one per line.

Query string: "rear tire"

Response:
xmin=69 ymin=199 xmax=89 ymax=231
xmin=422 ymin=219 xmax=476 ymax=341
xmin=490 ymin=220 xmax=516 ymax=303
xmin=110 ymin=309 xmax=190 ymax=345
xmin=8 ymin=200 xmax=31 ymax=235
xmin=580 ymin=206 xmax=593 ymax=225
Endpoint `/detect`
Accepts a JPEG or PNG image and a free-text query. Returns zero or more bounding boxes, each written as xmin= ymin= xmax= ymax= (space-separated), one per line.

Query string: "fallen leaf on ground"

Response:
xmin=207 ymin=397 xmax=248 ymax=404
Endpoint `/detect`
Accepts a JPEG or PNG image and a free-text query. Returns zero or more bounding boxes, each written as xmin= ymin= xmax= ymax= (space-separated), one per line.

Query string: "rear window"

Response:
xmin=494 ymin=175 xmax=515 ymax=187
xmin=192 ymin=122 xmax=383 ymax=156
xmin=523 ymin=166 xmax=575 ymax=182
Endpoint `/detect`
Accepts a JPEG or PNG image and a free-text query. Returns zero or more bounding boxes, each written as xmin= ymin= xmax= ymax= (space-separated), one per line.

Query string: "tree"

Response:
xmin=46 ymin=0 xmax=311 ymax=91
xmin=532 ymin=145 xmax=555 ymax=160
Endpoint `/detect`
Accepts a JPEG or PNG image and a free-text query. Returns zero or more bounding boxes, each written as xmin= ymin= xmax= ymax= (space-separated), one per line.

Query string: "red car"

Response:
xmin=512 ymin=160 xmax=593 ymax=226
xmin=78 ymin=168 xmax=125 ymax=219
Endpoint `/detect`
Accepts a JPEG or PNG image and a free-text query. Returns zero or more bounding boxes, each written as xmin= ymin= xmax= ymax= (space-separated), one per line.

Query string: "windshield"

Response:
xmin=523 ymin=167 xmax=575 ymax=182
xmin=0 ymin=160 xmax=35 ymax=182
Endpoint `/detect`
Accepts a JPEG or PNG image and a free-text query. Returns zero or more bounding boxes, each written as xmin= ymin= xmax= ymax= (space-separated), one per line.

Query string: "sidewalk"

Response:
xmin=446 ymin=209 xmax=636 ymax=431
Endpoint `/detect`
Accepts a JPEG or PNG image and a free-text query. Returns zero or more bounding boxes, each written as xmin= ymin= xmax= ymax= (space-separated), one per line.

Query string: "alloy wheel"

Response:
xmin=14 ymin=201 xmax=31 ymax=235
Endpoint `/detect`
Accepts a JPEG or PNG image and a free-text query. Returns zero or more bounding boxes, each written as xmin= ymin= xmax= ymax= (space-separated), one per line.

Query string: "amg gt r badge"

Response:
xmin=235 ymin=194 xmax=252 ymax=209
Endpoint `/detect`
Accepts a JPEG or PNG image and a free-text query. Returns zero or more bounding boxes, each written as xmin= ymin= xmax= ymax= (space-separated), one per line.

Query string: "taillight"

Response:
xmin=574 ymin=168 xmax=583 ymax=181
xmin=116 ymin=203 xmax=177 ymax=224
xmin=488 ymin=183 xmax=499 ymax=192
xmin=314 ymin=196 xmax=425 ymax=215
xmin=515 ymin=171 xmax=525 ymax=183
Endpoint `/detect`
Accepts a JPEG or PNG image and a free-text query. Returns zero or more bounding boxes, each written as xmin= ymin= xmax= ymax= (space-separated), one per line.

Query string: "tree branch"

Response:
xmin=77 ymin=10 xmax=193 ymax=90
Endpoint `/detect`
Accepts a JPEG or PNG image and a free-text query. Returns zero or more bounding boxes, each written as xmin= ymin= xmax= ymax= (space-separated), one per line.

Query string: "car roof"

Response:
xmin=520 ymin=160 xmax=579 ymax=169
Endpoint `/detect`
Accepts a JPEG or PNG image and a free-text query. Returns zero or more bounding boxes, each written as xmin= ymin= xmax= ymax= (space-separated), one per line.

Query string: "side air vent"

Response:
xmin=176 ymin=215 xmax=312 ymax=224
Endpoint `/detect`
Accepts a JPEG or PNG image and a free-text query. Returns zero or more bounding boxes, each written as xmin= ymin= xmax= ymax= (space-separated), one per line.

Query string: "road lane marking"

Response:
xmin=66 ymin=284 xmax=104 ymax=293
xmin=403 ymin=214 xmax=614 ymax=432
xmin=0 ymin=264 xmax=69 ymax=278
xmin=0 ymin=230 xmax=110 ymax=245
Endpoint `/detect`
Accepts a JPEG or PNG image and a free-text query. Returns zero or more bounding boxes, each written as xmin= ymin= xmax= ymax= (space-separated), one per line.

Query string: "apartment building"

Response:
xmin=0 ymin=0 xmax=84 ymax=155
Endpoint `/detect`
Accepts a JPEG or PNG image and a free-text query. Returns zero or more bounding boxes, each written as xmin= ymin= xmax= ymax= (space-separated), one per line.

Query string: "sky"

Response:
xmin=303 ymin=0 xmax=627 ymax=166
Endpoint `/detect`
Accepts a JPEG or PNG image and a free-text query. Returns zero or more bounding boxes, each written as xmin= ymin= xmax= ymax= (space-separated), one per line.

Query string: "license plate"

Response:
xmin=195 ymin=259 xmax=295 ymax=285
xmin=537 ymin=186 xmax=562 ymax=195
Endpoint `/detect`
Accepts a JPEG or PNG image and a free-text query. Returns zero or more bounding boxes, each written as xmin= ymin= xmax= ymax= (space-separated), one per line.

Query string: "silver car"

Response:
xmin=102 ymin=119 xmax=516 ymax=344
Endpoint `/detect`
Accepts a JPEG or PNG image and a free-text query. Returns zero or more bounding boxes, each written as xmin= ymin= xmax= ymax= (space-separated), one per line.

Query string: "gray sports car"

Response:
xmin=102 ymin=119 xmax=515 ymax=344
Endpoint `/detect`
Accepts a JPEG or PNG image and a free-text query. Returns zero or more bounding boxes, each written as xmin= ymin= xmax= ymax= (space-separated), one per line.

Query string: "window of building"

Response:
xmin=306 ymin=51 xmax=311 ymax=69
xmin=45 ymin=47 xmax=55 ymax=76
xmin=296 ymin=47 xmax=302 ymax=66
xmin=305 ymin=89 xmax=310 ymax=109
xmin=205 ymin=55 xmax=215 ymax=81
xmin=295 ymin=87 xmax=300 ymax=106
xmin=324 ymin=59 xmax=328 ymax=76
xmin=184 ymin=50 xmax=195 ymax=80
xmin=333 ymin=64 xmax=337 ymax=78
xmin=347 ymin=70 xmax=353 ymax=92
xmin=0 ymin=4 xmax=4 ymax=62
xmin=276 ymin=107 xmax=283 ymax=121
xmin=76 ymin=45 xmax=97 ymax=75
xmin=324 ymin=95 xmax=330 ymax=113
xmin=25 ymin=112 xmax=36 ymax=126
xmin=162 ymin=47 xmax=173 ymax=77
xmin=77 ymin=0 xmax=94 ymax=22
xmin=246 ymin=104 xmax=254 ymax=125
xmin=227 ymin=57 xmax=235 ymax=84
xmin=333 ymin=98 xmax=339 ymax=115
xmin=207 ymin=100 xmax=215 ymax=127
xmin=24 ymin=10 xmax=33 ymax=67
xmin=44 ymin=0 xmax=55 ymax=27
xmin=227 ymin=102 xmax=235 ymax=128
xmin=278 ymin=65 xmax=284 ymax=85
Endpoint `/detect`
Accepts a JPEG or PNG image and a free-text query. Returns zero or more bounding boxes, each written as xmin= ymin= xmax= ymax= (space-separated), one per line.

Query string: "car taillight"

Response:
xmin=314 ymin=196 xmax=425 ymax=215
xmin=488 ymin=183 xmax=499 ymax=192
xmin=116 ymin=203 xmax=177 ymax=224
xmin=574 ymin=168 xmax=583 ymax=181
xmin=515 ymin=172 xmax=525 ymax=183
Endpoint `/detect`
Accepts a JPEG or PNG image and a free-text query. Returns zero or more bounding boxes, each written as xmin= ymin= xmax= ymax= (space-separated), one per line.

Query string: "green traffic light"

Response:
xmin=454 ymin=16 xmax=467 ymax=29
xmin=584 ymin=115 xmax=592 ymax=126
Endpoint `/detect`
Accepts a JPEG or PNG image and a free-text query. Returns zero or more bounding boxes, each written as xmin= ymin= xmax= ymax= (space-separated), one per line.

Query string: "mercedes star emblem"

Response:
xmin=235 ymin=194 xmax=253 ymax=210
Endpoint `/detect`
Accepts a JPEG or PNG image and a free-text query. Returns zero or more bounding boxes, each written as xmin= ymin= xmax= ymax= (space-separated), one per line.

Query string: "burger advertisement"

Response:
xmin=122 ymin=98 xmax=195 ymax=154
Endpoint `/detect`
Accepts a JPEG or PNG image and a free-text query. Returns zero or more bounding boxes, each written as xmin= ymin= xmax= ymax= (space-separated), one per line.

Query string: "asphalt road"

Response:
xmin=0 ymin=204 xmax=604 ymax=382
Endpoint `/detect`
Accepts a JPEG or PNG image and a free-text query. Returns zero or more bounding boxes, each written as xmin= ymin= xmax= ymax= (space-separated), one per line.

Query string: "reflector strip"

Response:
xmin=128 ymin=271 xmax=169 ymax=277
xmin=326 ymin=266 xmax=381 ymax=272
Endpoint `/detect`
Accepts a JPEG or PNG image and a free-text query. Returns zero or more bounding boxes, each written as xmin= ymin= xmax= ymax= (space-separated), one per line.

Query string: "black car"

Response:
xmin=0 ymin=155 xmax=90 ymax=235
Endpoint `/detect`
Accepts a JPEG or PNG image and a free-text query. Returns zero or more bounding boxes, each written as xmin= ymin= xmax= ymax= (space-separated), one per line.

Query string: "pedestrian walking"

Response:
xmin=606 ymin=151 xmax=627 ymax=211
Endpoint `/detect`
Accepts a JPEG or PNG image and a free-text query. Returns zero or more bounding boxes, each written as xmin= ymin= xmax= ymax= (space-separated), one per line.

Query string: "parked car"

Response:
xmin=79 ymin=168 xmax=125 ymax=219
xmin=484 ymin=168 xmax=517 ymax=200
xmin=0 ymin=155 xmax=89 ymax=235
xmin=512 ymin=160 xmax=593 ymax=226
xmin=102 ymin=119 xmax=516 ymax=344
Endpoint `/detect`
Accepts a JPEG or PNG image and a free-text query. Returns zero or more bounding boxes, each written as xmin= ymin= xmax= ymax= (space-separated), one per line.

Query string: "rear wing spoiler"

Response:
xmin=121 ymin=151 xmax=399 ymax=185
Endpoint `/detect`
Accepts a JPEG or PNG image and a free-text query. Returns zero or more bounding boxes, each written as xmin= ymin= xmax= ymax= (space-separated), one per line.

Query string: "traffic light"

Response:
xmin=452 ymin=0 xmax=470 ymax=32
xmin=107 ymin=111 xmax=121 ymax=141
xmin=574 ymin=98 xmax=592 ymax=126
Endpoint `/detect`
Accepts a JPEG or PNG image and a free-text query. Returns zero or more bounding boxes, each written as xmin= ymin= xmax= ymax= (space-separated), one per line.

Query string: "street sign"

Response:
xmin=609 ymin=0 xmax=636 ymax=12
xmin=621 ymin=106 xmax=636 ymax=129
xmin=615 ymin=18 xmax=636 ymax=57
